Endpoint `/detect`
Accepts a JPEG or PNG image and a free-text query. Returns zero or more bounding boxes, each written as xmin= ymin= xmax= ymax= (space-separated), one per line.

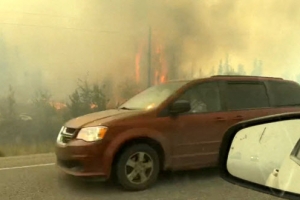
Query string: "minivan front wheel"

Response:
xmin=115 ymin=144 xmax=160 ymax=191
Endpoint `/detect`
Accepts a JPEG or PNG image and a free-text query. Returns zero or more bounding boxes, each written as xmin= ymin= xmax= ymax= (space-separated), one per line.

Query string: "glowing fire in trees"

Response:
xmin=49 ymin=101 xmax=99 ymax=111
xmin=135 ymin=42 xmax=144 ymax=84
xmin=154 ymin=43 xmax=168 ymax=84
xmin=135 ymin=33 xmax=168 ymax=85
xmin=49 ymin=101 xmax=67 ymax=110
xmin=90 ymin=103 xmax=98 ymax=109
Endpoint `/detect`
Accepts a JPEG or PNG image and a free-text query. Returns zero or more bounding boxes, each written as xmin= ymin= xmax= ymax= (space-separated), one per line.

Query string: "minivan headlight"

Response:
xmin=76 ymin=126 xmax=108 ymax=142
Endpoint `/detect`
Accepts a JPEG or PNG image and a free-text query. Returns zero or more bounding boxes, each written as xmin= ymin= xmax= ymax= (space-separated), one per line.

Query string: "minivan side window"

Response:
xmin=267 ymin=81 xmax=300 ymax=107
xmin=226 ymin=82 xmax=269 ymax=110
xmin=177 ymin=81 xmax=222 ymax=113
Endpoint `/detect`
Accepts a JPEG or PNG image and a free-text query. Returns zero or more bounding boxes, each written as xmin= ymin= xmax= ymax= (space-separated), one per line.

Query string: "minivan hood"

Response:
xmin=65 ymin=109 xmax=144 ymax=128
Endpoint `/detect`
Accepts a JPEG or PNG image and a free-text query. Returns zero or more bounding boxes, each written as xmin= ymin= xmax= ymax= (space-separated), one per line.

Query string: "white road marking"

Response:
xmin=0 ymin=163 xmax=55 ymax=171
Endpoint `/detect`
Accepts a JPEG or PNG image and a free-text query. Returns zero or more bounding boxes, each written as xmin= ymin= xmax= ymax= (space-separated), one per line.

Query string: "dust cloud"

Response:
xmin=1 ymin=0 xmax=300 ymax=101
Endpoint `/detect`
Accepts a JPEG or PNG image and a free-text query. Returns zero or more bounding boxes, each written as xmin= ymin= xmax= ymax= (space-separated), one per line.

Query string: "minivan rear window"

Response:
xmin=267 ymin=81 xmax=300 ymax=107
xmin=226 ymin=82 xmax=269 ymax=110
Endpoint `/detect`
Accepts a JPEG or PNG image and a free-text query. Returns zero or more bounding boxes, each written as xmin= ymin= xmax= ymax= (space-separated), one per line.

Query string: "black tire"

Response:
xmin=115 ymin=143 xmax=160 ymax=191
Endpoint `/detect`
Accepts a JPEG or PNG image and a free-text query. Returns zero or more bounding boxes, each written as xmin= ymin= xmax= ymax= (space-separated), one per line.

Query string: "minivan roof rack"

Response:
xmin=211 ymin=75 xmax=283 ymax=80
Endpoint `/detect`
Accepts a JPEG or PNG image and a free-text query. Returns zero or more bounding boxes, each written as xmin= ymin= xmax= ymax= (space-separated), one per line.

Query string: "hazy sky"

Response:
xmin=1 ymin=0 xmax=300 ymax=100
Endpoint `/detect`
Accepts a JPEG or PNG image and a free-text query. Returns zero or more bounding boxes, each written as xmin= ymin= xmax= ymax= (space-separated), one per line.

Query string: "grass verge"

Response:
xmin=0 ymin=142 xmax=54 ymax=157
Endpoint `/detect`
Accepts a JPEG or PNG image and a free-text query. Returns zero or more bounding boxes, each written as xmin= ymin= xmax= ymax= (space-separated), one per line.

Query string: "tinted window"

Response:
xmin=268 ymin=81 xmax=300 ymax=107
xmin=177 ymin=81 xmax=221 ymax=113
xmin=226 ymin=82 xmax=269 ymax=110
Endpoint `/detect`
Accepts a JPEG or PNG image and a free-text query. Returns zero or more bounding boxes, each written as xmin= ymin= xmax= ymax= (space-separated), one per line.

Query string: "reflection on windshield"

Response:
xmin=119 ymin=82 xmax=187 ymax=110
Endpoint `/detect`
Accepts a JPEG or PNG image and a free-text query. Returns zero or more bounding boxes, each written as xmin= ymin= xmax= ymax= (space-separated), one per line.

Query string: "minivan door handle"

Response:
xmin=233 ymin=115 xmax=244 ymax=120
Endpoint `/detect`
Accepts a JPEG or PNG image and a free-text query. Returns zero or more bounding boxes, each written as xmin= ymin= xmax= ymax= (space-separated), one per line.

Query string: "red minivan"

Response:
xmin=55 ymin=75 xmax=300 ymax=190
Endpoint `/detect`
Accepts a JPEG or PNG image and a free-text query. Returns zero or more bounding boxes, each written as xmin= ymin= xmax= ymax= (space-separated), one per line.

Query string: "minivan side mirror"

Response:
xmin=219 ymin=112 xmax=300 ymax=200
xmin=169 ymin=100 xmax=191 ymax=114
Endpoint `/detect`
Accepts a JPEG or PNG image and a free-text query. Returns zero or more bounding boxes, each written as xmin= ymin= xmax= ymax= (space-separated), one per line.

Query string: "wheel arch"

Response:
xmin=102 ymin=129 xmax=171 ymax=177
xmin=112 ymin=137 xmax=165 ymax=170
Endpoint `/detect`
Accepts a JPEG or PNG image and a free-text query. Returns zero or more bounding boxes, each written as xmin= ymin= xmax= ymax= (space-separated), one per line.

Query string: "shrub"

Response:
xmin=68 ymin=78 xmax=107 ymax=118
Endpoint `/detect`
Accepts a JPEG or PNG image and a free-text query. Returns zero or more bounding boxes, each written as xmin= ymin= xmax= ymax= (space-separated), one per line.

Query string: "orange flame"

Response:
xmin=135 ymin=53 xmax=141 ymax=83
xmin=154 ymin=40 xmax=168 ymax=84
xmin=160 ymin=75 xmax=166 ymax=83
xmin=154 ymin=70 xmax=159 ymax=85
xmin=90 ymin=103 xmax=98 ymax=109
xmin=49 ymin=101 xmax=67 ymax=110
xmin=135 ymin=41 xmax=146 ymax=84
xmin=135 ymin=33 xmax=168 ymax=86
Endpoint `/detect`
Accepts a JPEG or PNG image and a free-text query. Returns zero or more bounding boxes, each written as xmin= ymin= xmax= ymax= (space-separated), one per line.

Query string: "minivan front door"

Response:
xmin=170 ymin=81 xmax=229 ymax=170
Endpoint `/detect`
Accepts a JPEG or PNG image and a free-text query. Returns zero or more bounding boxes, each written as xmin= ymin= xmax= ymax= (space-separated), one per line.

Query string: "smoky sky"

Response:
xmin=1 ymin=0 xmax=300 ymax=101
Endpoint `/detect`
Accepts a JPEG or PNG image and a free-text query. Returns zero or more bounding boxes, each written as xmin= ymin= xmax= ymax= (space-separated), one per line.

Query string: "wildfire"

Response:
xmin=90 ymin=103 xmax=98 ymax=109
xmin=49 ymin=101 xmax=98 ymax=110
xmin=160 ymin=75 xmax=166 ymax=83
xmin=135 ymin=32 xmax=168 ymax=86
xmin=154 ymin=43 xmax=168 ymax=84
xmin=135 ymin=41 xmax=146 ymax=84
xmin=135 ymin=53 xmax=141 ymax=83
xmin=49 ymin=101 xmax=67 ymax=110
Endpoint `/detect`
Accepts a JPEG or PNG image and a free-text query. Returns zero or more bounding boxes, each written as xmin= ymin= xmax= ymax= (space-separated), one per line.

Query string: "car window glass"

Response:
xmin=177 ymin=82 xmax=221 ymax=113
xmin=226 ymin=82 xmax=269 ymax=110
xmin=268 ymin=81 xmax=300 ymax=107
xmin=290 ymin=138 xmax=300 ymax=166
xmin=120 ymin=81 xmax=187 ymax=110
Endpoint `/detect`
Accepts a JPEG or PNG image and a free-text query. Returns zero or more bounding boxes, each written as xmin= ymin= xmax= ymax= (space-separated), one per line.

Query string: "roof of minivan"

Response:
xmin=209 ymin=75 xmax=284 ymax=81
xmin=167 ymin=75 xmax=287 ymax=84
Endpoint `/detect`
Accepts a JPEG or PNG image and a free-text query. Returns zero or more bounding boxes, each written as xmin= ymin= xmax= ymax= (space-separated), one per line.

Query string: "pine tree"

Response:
xmin=296 ymin=74 xmax=300 ymax=84
xmin=237 ymin=64 xmax=246 ymax=75
xmin=32 ymin=89 xmax=56 ymax=118
xmin=91 ymin=84 xmax=106 ymax=112
xmin=209 ymin=66 xmax=215 ymax=76
xmin=67 ymin=78 xmax=107 ymax=118
xmin=7 ymin=85 xmax=16 ymax=120
xmin=217 ymin=60 xmax=223 ymax=75
xmin=0 ymin=33 xmax=9 ymax=92
xmin=251 ymin=59 xmax=263 ymax=76
xmin=224 ymin=54 xmax=230 ymax=74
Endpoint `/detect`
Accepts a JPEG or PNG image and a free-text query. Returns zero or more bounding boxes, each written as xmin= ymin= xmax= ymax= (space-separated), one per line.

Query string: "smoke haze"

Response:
xmin=1 ymin=0 xmax=300 ymax=100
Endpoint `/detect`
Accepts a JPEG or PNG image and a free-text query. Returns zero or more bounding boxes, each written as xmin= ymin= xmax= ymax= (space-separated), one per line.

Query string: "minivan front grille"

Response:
xmin=61 ymin=135 xmax=72 ymax=143
xmin=65 ymin=127 xmax=77 ymax=134
xmin=59 ymin=127 xmax=78 ymax=144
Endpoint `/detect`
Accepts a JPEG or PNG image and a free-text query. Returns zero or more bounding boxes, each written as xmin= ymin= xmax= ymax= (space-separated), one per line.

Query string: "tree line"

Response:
xmin=0 ymin=77 xmax=142 ymax=156
xmin=0 ymin=56 xmax=265 ymax=156
xmin=209 ymin=55 xmax=263 ymax=76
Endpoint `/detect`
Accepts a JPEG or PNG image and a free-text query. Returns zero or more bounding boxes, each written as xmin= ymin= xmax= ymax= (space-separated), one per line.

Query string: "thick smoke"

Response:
xmin=1 ymin=0 xmax=300 ymax=101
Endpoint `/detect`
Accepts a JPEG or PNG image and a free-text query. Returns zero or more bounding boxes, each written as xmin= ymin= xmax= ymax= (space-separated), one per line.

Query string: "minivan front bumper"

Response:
xmin=55 ymin=139 xmax=108 ymax=179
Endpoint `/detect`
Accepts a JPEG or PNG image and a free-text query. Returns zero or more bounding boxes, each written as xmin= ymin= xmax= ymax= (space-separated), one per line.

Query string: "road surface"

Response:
xmin=0 ymin=153 xmax=280 ymax=200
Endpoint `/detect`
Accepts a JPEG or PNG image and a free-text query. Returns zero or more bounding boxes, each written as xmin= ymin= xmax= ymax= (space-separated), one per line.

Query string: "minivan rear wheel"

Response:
xmin=115 ymin=144 xmax=160 ymax=191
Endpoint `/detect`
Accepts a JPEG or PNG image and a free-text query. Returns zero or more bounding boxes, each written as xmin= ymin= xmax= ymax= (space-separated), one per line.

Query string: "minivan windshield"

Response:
xmin=119 ymin=81 xmax=188 ymax=110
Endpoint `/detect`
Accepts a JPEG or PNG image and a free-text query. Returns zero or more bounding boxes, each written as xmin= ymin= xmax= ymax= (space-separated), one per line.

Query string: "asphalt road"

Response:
xmin=0 ymin=154 xmax=280 ymax=200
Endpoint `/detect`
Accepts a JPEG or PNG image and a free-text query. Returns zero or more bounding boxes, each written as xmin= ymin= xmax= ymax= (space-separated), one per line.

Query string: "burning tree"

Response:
xmin=134 ymin=31 xmax=170 ymax=87
xmin=67 ymin=78 xmax=107 ymax=118
xmin=32 ymin=89 xmax=56 ymax=114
